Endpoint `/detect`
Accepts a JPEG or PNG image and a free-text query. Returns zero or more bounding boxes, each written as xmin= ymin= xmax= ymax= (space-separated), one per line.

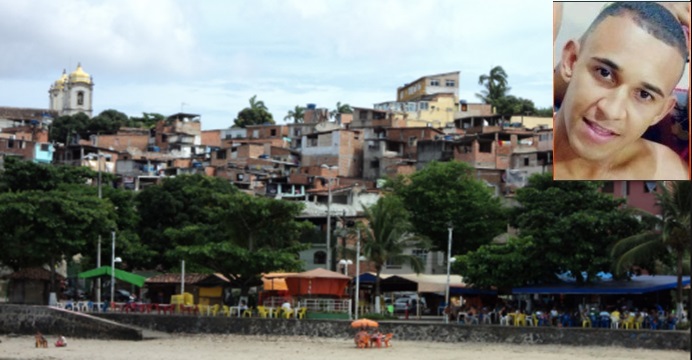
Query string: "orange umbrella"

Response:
xmin=351 ymin=318 xmax=379 ymax=328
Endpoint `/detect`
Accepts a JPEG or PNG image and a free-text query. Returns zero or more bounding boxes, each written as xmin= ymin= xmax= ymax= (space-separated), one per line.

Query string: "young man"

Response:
xmin=554 ymin=2 xmax=689 ymax=180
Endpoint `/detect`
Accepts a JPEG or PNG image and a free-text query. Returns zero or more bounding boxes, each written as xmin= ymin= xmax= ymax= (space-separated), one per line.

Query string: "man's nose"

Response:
xmin=596 ymin=88 xmax=627 ymax=121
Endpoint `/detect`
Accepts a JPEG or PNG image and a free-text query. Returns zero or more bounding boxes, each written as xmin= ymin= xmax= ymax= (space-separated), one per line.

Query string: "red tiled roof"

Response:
xmin=145 ymin=273 xmax=231 ymax=284
xmin=0 ymin=107 xmax=57 ymax=121
xmin=7 ymin=267 xmax=65 ymax=281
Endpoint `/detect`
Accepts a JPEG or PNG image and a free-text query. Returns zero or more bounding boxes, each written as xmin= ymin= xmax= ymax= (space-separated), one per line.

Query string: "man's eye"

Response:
xmin=637 ymin=90 xmax=654 ymax=101
xmin=596 ymin=67 xmax=612 ymax=79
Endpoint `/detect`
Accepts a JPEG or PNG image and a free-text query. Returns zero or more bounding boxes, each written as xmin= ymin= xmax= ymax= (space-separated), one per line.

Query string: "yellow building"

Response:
xmin=373 ymin=71 xmax=464 ymax=128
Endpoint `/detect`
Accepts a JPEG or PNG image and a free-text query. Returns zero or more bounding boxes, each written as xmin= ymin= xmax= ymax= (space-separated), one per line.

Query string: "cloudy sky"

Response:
xmin=0 ymin=0 xmax=553 ymax=130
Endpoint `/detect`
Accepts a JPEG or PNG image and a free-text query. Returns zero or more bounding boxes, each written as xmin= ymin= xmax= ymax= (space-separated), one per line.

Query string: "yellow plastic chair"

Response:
xmin=256 ymin=306 xmax=269 ymax=318
xmin=296 ymin=307 xmax=307 ymax=320
xmin=514 ymin=313 xmax=527 ymax=326
xmin=170 ymin=295 xmax=184 ymax=313
xmin=623 ymin=315 xmax=635 ymax=329
xmin=209 ymin=304 xmax=220 ymax=316
xmin=282 ymin=308 xmax=295 ymax=319
xmin=242 ymin=307 xmax=253 ymax=317
xmin=221 ymin=305 xmax=231 ymax=317
xmin=272 ymin=307 xmax=282 ymax=319
xmin=183 ymin=292 xmax=194 ymax=305
xmin=634 ymin=316 xmax=644 ymax=329
xmin=581 ymin=316 xmax=592 ymax=328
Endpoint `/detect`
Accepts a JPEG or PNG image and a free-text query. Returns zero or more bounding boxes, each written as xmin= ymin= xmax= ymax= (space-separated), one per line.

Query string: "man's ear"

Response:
xmin=649 ymin=95 xmax=678 ymax=127
xmin=560 ymin=40 xmax=580 ymax=83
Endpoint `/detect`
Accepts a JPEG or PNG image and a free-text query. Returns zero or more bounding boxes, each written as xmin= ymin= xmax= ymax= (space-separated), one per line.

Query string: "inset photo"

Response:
xmin=553 ymin=2 xmax=690 ymax=180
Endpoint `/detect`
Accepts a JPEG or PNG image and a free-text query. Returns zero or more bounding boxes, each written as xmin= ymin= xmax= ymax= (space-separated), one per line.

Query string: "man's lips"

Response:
xmin=583 ymin=118 xmax=619 ymax=137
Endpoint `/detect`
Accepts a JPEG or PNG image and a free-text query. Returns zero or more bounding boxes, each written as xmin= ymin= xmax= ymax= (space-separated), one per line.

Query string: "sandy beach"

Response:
xmin=1 ymin=334 xmax=689 ymax=360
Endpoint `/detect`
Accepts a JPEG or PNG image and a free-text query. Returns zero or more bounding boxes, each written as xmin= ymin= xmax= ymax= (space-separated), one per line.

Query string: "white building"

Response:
xmin=48 ymin=63 xmax=94 ymax=118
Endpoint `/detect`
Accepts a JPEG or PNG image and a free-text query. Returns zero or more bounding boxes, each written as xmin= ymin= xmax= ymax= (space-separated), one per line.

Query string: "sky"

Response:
xmin=0 ymin=0 xmax=554 ymax=130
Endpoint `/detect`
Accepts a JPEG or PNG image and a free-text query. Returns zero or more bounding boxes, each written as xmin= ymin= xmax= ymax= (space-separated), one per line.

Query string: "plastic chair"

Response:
xmin=623 ymin=315 xmax=635 ymax=329
xmin=256 ymin=306 xmax=269 ymax=318
xmin=514 ymin=313 xmax=527 ymax=326
xmin=242 ymin=307 xmax=253 ymax=317
xmin=296 ymin=307 xmax=307 ymax=319
xmin=282 ymin=308 xmax=295 ymax=319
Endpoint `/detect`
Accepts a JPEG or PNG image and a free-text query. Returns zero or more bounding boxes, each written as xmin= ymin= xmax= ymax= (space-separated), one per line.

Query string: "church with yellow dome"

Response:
xmin=48 ymin=63 xmax=94 ymax=117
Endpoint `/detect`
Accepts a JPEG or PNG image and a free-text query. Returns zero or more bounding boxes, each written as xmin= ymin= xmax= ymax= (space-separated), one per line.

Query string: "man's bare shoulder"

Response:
xmin=646 ymin=140 xmax=689 ymax=180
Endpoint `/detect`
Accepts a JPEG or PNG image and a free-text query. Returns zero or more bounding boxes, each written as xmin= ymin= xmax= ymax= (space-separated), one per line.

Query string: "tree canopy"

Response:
xmin=284 ymin=105 xmax=305 ymax=124
xmin=511 ymin=174 xmax=644 ymax=285
xmin=475 ymin=66 xmax=510 ymax=106
xmin=233 ymin=95 xmax=275 ymax=128
xmin=136 ymin=174 xmax=311 ymax=291
xmin=388 ymin=161 xmax=506 ymax=255
xmin=358 ymin=195 xmax=430 ymax=300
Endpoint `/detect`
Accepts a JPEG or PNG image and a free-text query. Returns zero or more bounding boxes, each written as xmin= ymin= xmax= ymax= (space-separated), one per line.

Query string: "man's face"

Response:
xmin=560 ymin=14 xmax=683 ymax=162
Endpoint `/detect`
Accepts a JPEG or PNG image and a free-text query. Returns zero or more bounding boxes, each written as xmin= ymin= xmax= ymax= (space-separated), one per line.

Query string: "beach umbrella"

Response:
xmin=351 ymin=318 xmax=379 ymax=328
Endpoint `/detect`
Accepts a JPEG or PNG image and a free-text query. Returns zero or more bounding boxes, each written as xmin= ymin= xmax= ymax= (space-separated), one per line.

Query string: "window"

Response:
xmin=313 ymin=251 xmax=326 ymax=265
xmin=216 ymin=149 xmax=227 ymax=159
xmin=408 ymin=136 xmax=417 ymax=146
xmin=77 ymin=91 xmax=84 ymax=105
xmin=7 ymin=139 xmax=14 ymax=148
xmin=419 ymin=102 xmax=429 ymax=110
xmin=370 ymin=159 xmax=380 ymax=169
xmin=40 ymin=144 xmax=50 ymax=152
xmin=430 ymin=79 xmax=440 ymax=86
xmin=601 ymin=181 xmax=614 ymax=194
xmin=523 ymin=157 xmax=529 ymax=166
xmin=359 ymin=111 xmax=368 ymax=120
xmin=445 ymin=79 xmax=455 ymax=87
xmin=412 ymin=249 xmax=428 ymax=269
xmin=270 ymin=129 xmax=277 ymax=137
xmin=385 ymin=258 xmax=402 ymax=269
xmin=539 ymin=133 xmax=553 ymax=141
xmin=644 ymin=181 xmax=657 ymax=193
xmin=479 ymin=141 xmax=492 ymax=153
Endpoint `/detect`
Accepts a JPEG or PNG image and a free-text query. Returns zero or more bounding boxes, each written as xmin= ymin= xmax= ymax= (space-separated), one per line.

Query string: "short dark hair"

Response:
xmin=581 ymin=2 xmax=687 ymax=63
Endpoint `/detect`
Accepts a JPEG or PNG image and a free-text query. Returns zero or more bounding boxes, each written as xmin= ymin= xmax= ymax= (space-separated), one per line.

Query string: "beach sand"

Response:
xmin=1 ymin=334 xmax=689 ymax=360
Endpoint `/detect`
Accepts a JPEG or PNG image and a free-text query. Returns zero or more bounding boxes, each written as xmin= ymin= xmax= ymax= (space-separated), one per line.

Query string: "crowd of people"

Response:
xmin=444 ymin=299 xmax=688 ymax=330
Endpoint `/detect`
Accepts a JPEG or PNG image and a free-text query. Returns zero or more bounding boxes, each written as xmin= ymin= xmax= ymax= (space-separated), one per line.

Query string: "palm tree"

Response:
xmin=284 ymin=105 xmax=305 ymax=124
xmin=248 ymin=95 xmax=268 ymax=112
xmin=357 ymin=195 xmax=430 ymax=312
xmin=611 ymin=181 xmax=691 ymax=320
xmin=330 ymin=101 xmax=353 ymax=119
xmin=475 ymin=66 xmax=510 ymax=106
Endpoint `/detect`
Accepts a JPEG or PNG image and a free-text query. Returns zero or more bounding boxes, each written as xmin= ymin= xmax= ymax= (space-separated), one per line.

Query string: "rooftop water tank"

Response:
xmin=306 ymin=104 xmax=316 ymax=110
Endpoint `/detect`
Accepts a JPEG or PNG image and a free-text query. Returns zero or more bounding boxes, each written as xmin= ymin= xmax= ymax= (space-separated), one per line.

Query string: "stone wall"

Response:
xmin=96 ymin=313 xmax=691 ymax=351
xmin=0 ymin=305 xmax=141 ymax=340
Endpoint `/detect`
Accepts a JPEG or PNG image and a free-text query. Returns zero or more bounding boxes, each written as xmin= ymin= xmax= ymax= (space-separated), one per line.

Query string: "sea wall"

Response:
xmin=97 ymin=313 xmax=690 ymax=351
xmin=0 ymin=304 xmax=141 ymax=340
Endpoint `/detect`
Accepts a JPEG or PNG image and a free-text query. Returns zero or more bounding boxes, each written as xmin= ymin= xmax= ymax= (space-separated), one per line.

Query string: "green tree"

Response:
xmin=88 ymin=109 xmax=128 ymax=136
xmin=509 ymin=174 xmax=646 ymax=285
xmin=233 ymin=95 xmax=274 ymax=128
xmin=389 ymin=161 xmax=505 ymax=255
xmin=135 ymin=174 xmax=240 ymax=270
xmin=49 ymin=112 xmax=91 ymax=143
xmin=358 ymin=196 xmax=430 ymax=305
xmin=475 ymin=65 xmax=510 ymax=106
xmin=493 ymin=95 xmax=537 ymax=117
xmin=284 ymin=105 xmax=306 ymax=124
xmin=169 ymin=193 xmax=311 ymax=295
xmin=611 ymin=181 xmax=691 ymax=319
xmin=0 ymin=157 xmax=94 ymax=192
xmin=0 ymin=190 xmax=116 ymax=292
xmin=455 ymin=235 xmax=539 ymax=290
xmin=330 ymin=101 xmax=353 ymax=119
xmin=127 ymin=112 xmax=164 ymax=128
